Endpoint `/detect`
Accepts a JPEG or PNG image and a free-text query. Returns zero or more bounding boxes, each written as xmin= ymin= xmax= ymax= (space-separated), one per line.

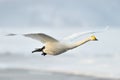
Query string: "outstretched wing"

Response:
xmin=6 ymin=33 xmax=58 ymax=44
xmin=63 ymin=31 xmax=96 ymax=41
xmin=63 ymin=26 xmax=109 ymax=41
xmin=24 ymin=33 xmax=58 ymax=43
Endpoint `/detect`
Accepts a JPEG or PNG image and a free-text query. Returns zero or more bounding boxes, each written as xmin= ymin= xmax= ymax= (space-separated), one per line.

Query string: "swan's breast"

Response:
xmin=43 ymin=42 xmax=68 ymax=55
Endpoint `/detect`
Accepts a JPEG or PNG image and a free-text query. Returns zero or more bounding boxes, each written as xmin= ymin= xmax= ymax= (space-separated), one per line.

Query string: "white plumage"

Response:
xmin=4 ymin=27 xmax=109 ymax=56
xmin=22 ymin=33 xmax=98 ymax=56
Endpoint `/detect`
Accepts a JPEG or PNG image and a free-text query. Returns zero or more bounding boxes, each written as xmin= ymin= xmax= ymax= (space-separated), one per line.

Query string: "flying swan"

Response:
xmin=6 ymin=31 xmax=98 ymax=56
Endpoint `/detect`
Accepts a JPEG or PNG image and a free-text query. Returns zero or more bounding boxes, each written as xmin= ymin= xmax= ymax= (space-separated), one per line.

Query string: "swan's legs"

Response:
xmin=41 ymin=53 xmax=47 ymax=56
xmin=32 ymin=46 xmax=47 ymax=56
xmin=32 ymin=46 xmax=45 ymax=53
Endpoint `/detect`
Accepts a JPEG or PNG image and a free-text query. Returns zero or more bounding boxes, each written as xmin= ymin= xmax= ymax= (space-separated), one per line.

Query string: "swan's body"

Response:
xmin=24 ymin=33 xmax=98 ymax=56
xmin=43 ymin=42 xmax=69 ymax=55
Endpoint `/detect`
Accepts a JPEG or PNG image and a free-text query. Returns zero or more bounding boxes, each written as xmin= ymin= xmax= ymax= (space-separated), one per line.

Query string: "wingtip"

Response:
xmin=6 ymin=33 xmax=17 ymax=36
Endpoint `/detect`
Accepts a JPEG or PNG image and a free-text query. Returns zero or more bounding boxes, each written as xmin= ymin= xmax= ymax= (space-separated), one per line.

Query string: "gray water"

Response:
xmin=0 ymin=52 xmax=118 ymax=80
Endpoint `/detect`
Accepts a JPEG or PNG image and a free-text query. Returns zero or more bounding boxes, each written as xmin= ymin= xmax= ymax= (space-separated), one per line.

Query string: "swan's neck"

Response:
xmin=68 ymin=38 xmax=91 ymax=49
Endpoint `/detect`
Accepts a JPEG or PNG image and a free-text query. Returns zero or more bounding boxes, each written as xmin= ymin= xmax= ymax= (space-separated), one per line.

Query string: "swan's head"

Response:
xmin=89 ymin=35 xmax=98 ymax=41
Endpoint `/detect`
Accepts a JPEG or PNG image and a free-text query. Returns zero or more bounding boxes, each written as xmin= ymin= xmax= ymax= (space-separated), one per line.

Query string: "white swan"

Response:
xmin=6 ymin=32 xmax=98 ymax=56
xmin=23 ymin=33 xmax=97 ymax=56
xmin=4 ymin=26 xmax=110 ymax=56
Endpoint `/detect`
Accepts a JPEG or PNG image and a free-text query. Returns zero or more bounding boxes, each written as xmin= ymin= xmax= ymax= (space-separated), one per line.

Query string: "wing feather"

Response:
xmin=63 ymin=26 xmax=109 ymax=41
xmin=24 ymin=33 xmax=58 ymax=43
xmin=63 ymin=31 xmax=96 ymax=41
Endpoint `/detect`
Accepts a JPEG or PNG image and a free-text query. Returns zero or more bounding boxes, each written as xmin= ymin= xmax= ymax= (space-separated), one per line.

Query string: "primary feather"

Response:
xmin=63 ymin=31 xmax=96 ymax=41
xmin=63 ymin=26 xmax=109 ymax=42
xmin=24 ymin=33 xmax=58 ymax=43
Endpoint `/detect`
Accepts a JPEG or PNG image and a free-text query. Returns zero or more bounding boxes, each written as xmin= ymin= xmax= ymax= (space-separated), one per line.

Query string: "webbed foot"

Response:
xmin=41 ymin=53 xmax=47 ymax=56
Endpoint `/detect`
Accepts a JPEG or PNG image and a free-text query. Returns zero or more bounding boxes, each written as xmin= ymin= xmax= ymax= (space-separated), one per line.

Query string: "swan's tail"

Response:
xmin=89 ymin=35 xmax=98 ymax=41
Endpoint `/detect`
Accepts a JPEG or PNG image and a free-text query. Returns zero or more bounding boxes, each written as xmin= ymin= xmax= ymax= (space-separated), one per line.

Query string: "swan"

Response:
xmin=7 ymin=32 xmax=98 ymax=56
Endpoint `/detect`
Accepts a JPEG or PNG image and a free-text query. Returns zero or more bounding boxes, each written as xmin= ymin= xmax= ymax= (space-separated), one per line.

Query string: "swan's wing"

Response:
xmin=63 ymin=26 xmax=109 ymax=41
xmin=63 ymin=31 xmax=96 ymax=41
xmin=24 ymin=33 xmax=58 ymax=43
xmin=6 ymin=33 xmax=59 ymax=44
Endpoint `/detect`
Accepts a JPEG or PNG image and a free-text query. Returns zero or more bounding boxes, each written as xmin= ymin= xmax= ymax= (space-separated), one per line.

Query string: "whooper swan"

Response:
xmin=7 ymin=32 xmax=98 ymax=56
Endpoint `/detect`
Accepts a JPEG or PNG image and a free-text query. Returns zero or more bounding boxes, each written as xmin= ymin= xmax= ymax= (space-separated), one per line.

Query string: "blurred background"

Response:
xmin=0 ymin=0 xmax=120 ymax=80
